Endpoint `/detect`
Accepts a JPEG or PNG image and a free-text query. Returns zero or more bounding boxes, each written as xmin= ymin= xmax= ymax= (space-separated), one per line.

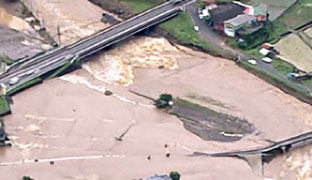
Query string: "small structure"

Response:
xmin=244 ymin=3 xmax=268 ymax=22
xmin=288 ymin=72 xmax=312 ymax=81
xmin=224 ymin=14 xmax=256 ymax=37
xmin=261 ymin=43 xmax=274 ymax=50
xmin=259 ymin=48 xmax=270 ymax=56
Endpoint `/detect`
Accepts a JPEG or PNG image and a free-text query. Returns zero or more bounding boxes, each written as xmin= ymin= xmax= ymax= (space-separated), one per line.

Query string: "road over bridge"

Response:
xmin=0 ymin=0 xmax=190 ymax=92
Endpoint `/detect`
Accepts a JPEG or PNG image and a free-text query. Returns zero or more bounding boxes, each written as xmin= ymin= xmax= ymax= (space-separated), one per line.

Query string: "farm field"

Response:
xmin=248 ymin=0 xmax=297 ymax=20
xmin=275 ymin=34 xmax=312 ymax=72
xmin=277 ymin=0 xmax=312 ymax=30
xmin=304 ymin=27 xmax=312 ymax=39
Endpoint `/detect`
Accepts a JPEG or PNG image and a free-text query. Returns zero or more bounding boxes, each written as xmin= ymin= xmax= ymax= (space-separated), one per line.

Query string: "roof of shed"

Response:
xmin=209 ymin=2 xmax=245 ymax=24
xmin=224 ymin=14 xmax=256 ymax=26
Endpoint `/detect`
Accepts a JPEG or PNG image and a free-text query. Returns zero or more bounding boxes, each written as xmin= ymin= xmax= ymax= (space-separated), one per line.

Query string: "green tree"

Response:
xmin=154 ymin=94 xmax=173 ymax=109
xmin=169 ymin=171 xmax=181 ymax=180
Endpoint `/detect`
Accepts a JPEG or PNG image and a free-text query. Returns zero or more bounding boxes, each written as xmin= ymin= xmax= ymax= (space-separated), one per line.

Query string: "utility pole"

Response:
xmin=57 ymin=25 xmax=61 ymax=46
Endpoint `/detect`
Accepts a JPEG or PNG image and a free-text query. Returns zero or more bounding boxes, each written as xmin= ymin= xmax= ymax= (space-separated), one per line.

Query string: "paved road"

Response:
xmin=0 ymin=0 xmax=187 ymax=92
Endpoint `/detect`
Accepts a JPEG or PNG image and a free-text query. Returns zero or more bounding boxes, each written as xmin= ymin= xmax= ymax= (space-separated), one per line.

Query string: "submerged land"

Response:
xmin=0 ymin=0 xmax=312 ymax=179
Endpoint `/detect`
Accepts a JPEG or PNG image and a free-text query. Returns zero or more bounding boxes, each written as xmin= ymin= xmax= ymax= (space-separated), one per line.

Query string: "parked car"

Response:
xmin=194 ymin=26 xmax=199 ymax=31
xmin=247 ymin=59 xmax=257 ymax=65
xmin=262 ymin=57 xmax=272 ymax=63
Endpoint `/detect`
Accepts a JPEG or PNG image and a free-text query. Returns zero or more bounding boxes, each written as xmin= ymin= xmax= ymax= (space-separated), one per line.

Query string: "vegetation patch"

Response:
xmin=47 ymin=60 xmax=74 ymax=79
xmin=0 ymin=96 xmax=11 ymax=116
xmin=121 ymin=0 xmax=164 ymax=13
xmin=160 ymin=12 xmax=237 ymax=60
xmin=272 ymin=58 xmax=296 ymax=75
xmin=7 ymin=77 xmax=42 ymax=96
xmin=237 ymin=26 xmax=271 ymax=49
xmin=0 ymin=56 xmax=15 ymax=65
xmin=272 ymin=0 xmax=312 ymax=37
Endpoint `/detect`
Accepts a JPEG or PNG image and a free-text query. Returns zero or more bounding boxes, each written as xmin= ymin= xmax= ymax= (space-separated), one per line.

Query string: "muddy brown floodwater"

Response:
xmin=1 ymin=0 xmax=312 ymax=179
xmin=0 ymin=2 xmax=50 ymax=61
xmin=20 ymin=0 xmax=112 ymax=45
xmin=1 ymin=36 xmax=312 ymax=179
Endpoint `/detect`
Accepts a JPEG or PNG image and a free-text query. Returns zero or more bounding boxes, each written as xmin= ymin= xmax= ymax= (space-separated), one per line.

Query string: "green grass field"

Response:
xmin=272 ymin=58 xmax=295 ymax=75
xmin=272 ymin=0 xmax=312 ymax=37
xmin=121 ymin=0 xmax=164 ymax=13
xmin=278 ymin=0 xmax=312 ymax=29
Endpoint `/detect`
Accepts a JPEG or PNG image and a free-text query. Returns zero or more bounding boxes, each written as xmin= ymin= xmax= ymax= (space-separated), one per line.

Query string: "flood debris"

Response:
xmin=22 ymin=176 xmax=34 ymax=180
xmin=191 ymin=131 xmax=312 ymax=176
xmin=129 ymin=90 xmax=174 ymax=109
xmin=165 ymin=144 xmax=171 ymax=158
xmin=114 ymin=122 xmax=135 ymax=141
xmin=104 ymin=90 xmax=113 ymax=96
xmin=0 ymin=119 xmax=11 ymax=147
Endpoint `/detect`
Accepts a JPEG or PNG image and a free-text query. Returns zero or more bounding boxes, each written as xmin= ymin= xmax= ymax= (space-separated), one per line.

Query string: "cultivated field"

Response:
xmin=277 ymin=0 xmax=312 ymax=29
xmin=275 ymin=34 xmax=312 ymax=72
xmin=304 ymin=28 xmax=312 ymax=39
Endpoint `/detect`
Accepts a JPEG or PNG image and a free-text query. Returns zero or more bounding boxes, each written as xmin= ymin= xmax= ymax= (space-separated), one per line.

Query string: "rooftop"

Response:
xmin=225 ymin=14 xmax=256 ymax=27
xmin=209 ymin=2 xmax=245 ymax=24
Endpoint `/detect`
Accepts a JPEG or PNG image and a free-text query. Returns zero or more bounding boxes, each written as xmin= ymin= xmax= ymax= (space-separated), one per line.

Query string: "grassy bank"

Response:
xmin=121 ymin=0 xmax=164 ymax=13
xmin=47 ymin=60 xmax=76 ymax=79
xmin=160 ymin=12 xmax=237 ymax=60
xmin=0 ymin=96 xmax=11 ymax=116
xmin=239 ymin=60 xmax=312 ymax=104
xmin=0 ymin=56 xmax=15 ymax=65
xmin=7 ymin=77 xmax=42 ymax=96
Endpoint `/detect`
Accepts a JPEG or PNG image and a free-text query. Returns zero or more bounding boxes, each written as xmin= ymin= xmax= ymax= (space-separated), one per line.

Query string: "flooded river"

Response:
xmin=1 ymin=0 xmax=312 ymax=179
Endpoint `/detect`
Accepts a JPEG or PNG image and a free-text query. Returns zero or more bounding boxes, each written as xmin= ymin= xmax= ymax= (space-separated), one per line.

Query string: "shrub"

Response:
xmin=154 ymin=94 xmax=173 ymax=109
xmin=169 ymin=171 xmax=181 ymax=180
xmin=22 ymin=177 xmax=34 ymax=180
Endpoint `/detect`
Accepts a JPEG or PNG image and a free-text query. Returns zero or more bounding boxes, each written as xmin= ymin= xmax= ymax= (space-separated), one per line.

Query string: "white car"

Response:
xmin=199 ymin=14 xmax=204 ymax=19
xmin=247 ymin=59 xmax=257 ymax=65
xmin=262 ymin=57 xmax=272 ymax=63
xmin=9 ymin=77 xmax=19 ymax=85
xmin=194 ymin=26 xmax=199 ymax=31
